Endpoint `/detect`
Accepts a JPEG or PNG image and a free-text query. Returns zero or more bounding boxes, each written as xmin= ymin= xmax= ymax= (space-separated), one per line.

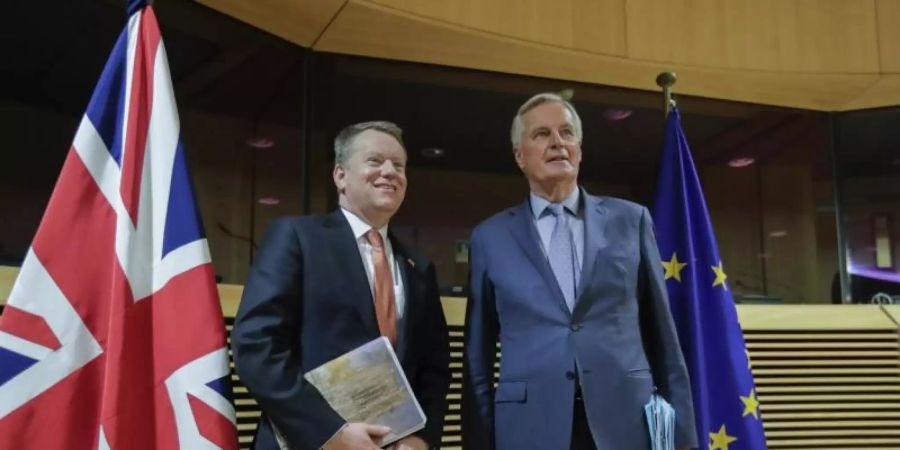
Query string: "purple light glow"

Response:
xmin=848 ymin=265 xmax=900 ymax=284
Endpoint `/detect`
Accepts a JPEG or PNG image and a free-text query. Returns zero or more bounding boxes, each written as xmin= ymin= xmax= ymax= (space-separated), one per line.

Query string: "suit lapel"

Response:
xmin=575 ymin=193 xmax=608 ymax=309
xmin=389 ymin=233 xmax=421 ymax=362
xmin=507 ymin=201 xmax=571 ymax=317
xmin=323 ymin=210 xmax=380 ymax=338
xmin=389 ymin=232 xmax=414 ymax=306
xmin=391 ymin=234 xmax=415 ymax=327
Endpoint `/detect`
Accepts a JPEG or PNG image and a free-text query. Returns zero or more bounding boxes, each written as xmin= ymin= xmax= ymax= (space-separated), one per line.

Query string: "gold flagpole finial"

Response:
xmin=655 ymin=72 xmax=677 ymax=117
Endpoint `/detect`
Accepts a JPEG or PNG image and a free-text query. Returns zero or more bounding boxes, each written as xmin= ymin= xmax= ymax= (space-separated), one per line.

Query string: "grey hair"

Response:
xmin=510 ymin=93 xmax=583 ymax=149
xmin=334 ymin=121 xmax=405 ymax=165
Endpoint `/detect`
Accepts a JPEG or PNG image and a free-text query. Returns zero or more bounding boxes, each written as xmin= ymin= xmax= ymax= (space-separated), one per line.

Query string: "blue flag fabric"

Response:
xmin=651 ymin=108 xmax=767 ymax=450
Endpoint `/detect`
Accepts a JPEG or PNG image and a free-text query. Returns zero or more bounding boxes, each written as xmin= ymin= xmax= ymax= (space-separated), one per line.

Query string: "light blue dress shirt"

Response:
xmin=530 ymin=188 xmax=585 ymax=289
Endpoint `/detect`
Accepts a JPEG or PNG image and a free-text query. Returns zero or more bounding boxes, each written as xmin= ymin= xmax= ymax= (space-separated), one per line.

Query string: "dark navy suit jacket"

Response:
xmin=231 ymin=210 xmax=450 ymax=449
xmin=463 ymin=190 xmax=697 ymax=450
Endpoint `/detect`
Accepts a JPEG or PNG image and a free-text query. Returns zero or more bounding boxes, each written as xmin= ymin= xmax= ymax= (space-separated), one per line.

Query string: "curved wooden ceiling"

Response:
xmin=196 ymin=0 xmax=900 ymax=111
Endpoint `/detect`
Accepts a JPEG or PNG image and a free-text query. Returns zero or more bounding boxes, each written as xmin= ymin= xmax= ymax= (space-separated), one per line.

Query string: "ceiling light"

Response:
xmin=247 ymin=137 xmax=275 ymax=149
xmin=421 ymin=147 xmax=445 ymax=158
xmin=603 ymin=108 xmax=632 ymax=121
xmin=728 ymin=157 xmax=755 ymax=168
xmin=768 ymin=230 xmax=788 ymax=238
xmin=257 ymin=197 xmax=281 ymax=206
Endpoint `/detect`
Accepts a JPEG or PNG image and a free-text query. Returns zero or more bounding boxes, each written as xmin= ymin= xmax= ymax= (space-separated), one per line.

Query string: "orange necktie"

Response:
xmin=365 ymin=229 xmax=397 ymax=346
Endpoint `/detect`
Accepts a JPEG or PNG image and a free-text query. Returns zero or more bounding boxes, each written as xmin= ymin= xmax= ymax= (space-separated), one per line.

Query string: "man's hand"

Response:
xmin=322 ymin=423 xmax=391 ymax=450
xmin=387 ymin=435 xmax=429 ymax=450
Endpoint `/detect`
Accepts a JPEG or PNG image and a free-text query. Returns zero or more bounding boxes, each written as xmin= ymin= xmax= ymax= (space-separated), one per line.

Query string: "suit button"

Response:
xmin=565 ymin=371 xmax=575 ymax=380
xmin=570 ymin=324 xmax=582 ymax=331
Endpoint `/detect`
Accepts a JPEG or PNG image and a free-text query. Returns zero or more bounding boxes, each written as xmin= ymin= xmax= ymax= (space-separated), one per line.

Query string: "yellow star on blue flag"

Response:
xmin=741 ymin=389 xmax=761 ymax=419
xmin=662 ymin=253 xmax=688 ymax=281
xmin=711 ymin=261 xmax=728 ymax=290
xmin=709 ymin=424 xmax=737 ymax=449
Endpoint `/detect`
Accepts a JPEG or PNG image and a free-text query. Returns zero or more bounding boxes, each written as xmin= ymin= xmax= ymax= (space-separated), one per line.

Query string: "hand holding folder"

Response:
xmin=274 ymin=337 xmax=426 ymax=449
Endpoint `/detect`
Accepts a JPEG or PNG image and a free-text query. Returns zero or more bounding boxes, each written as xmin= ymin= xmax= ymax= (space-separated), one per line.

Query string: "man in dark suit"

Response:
xmin=463 ymin=94 xmax=697 ymax=450
xmin=232 ymin=121 xmax=450 ymax=450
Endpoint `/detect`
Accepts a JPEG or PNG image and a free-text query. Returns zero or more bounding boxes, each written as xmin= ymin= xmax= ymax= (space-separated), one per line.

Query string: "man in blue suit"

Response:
xmin=463 ymin=94 xmax=697 ymax=450
xmin=232 ymin=121 xmax=450 ymax=450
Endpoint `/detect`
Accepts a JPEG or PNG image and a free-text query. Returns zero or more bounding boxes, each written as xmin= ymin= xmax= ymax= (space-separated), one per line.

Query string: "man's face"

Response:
xmin=334 ymin=129 xmax=408 ymax=221
xmin=514 ymin=101 xmax=582 ymax=186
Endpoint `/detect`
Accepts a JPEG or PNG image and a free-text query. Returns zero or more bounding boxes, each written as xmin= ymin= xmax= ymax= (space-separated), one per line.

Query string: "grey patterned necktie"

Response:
xmin=546 ymin=204 xmax=576 ymax=311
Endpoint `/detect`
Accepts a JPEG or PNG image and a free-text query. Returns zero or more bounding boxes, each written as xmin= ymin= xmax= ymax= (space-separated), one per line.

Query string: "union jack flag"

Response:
xmin=0 ymin=1 xmax=238 ymax=449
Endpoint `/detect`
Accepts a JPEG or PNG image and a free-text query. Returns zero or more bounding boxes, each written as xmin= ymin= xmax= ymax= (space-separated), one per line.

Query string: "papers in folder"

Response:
xmin=645 ymin=392 xmax=676 ymax=450
xmin=275 ymin=337 xmax=426 ymax=448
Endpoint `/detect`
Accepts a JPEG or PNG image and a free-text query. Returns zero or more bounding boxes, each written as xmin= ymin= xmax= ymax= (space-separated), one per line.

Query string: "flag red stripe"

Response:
xmin=32 ymin=148 xmax=118 ymax=343
xmin=0 ymin=305 xmax=62 ymax=351
xmin=145 ymin=264 xmax=226 ymax=375
xmin=119 ymin=8 xmax=161 ymax=225
xmin=188 ymin=394 xmax=238 ymax=450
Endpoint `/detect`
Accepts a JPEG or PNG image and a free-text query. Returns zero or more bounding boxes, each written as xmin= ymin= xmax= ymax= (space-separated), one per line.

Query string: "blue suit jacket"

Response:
xmin=231 ymin=211 xmax=450 ymax=449
xmin=463 ymin=191 xmax=697 ymax=450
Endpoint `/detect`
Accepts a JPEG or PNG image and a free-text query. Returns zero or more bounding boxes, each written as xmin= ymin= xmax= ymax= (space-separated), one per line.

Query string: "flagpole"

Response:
xmin=656 ymin=71 xmax=677 ymax=116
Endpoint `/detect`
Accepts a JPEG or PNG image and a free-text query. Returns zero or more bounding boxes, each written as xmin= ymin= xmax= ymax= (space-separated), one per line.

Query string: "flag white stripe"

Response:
xmin=97 ymin=426 xmax=111 ymax=450
xmin=72 ymin=117 xmax=125 ymax=216
xmin=0 ymin=331 xmax=53 ymax=361
xmin=148 ymin=42 xmax=179 ymax=266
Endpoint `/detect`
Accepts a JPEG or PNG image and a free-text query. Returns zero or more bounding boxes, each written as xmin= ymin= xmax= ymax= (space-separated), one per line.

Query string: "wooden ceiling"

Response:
xmin=195 ymin=0 xmax=900 ymax=111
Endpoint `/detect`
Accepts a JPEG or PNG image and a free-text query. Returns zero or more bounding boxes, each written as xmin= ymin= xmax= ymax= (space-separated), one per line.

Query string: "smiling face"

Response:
xmin=333 ymin=129 xmax=408 ymax=228
xmin=514 ymin=101 xmax=582 ymax=196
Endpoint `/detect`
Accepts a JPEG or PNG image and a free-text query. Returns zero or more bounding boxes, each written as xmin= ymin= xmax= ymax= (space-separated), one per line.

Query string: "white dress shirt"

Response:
xmin=341 ymin=208 xmax=406 ymax=319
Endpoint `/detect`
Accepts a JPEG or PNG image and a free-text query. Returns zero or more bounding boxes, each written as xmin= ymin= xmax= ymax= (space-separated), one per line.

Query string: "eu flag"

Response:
xmin=651 ymin=108 xmax=767 ymax=450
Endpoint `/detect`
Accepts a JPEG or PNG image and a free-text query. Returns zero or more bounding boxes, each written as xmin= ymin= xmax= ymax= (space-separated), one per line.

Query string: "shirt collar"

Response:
xmin=340 ymin=208 xmax=389 ymax=242
xmin=530 ymin=186 xmax=581 ymax=219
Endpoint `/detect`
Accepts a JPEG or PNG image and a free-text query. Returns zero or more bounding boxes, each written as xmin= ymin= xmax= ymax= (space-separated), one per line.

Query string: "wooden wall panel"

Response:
xmin=0 ymin=266 xmax=15 ymax=304
xmin=194 ymin=0 xmax=345 ymax=46
xmin=876 ymin=0 xmax=900 ymax=73
xmin=841 ymin=74 xmax=900 ymax=110
xmin=883 ymin=305 xmax=900 ymax=323
xmin=625 ymin=0 xmax=880 ymax=74
xmin=761 ymin=164 xmax=821 ymax=303
xmin=194 ymin=0 xmax=900 ymax=110
xmin=182 ymin=111 xmax=254 ymax=284
xmin=370 ymin=0 xmax=627 ymax=56
xmin=737 ymin=304 xmax=896 ymax=329
xmin=703 ymin=165 xmax=766 ymax=297
xmin=314 ymin=0 xmax=879 ymax=110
